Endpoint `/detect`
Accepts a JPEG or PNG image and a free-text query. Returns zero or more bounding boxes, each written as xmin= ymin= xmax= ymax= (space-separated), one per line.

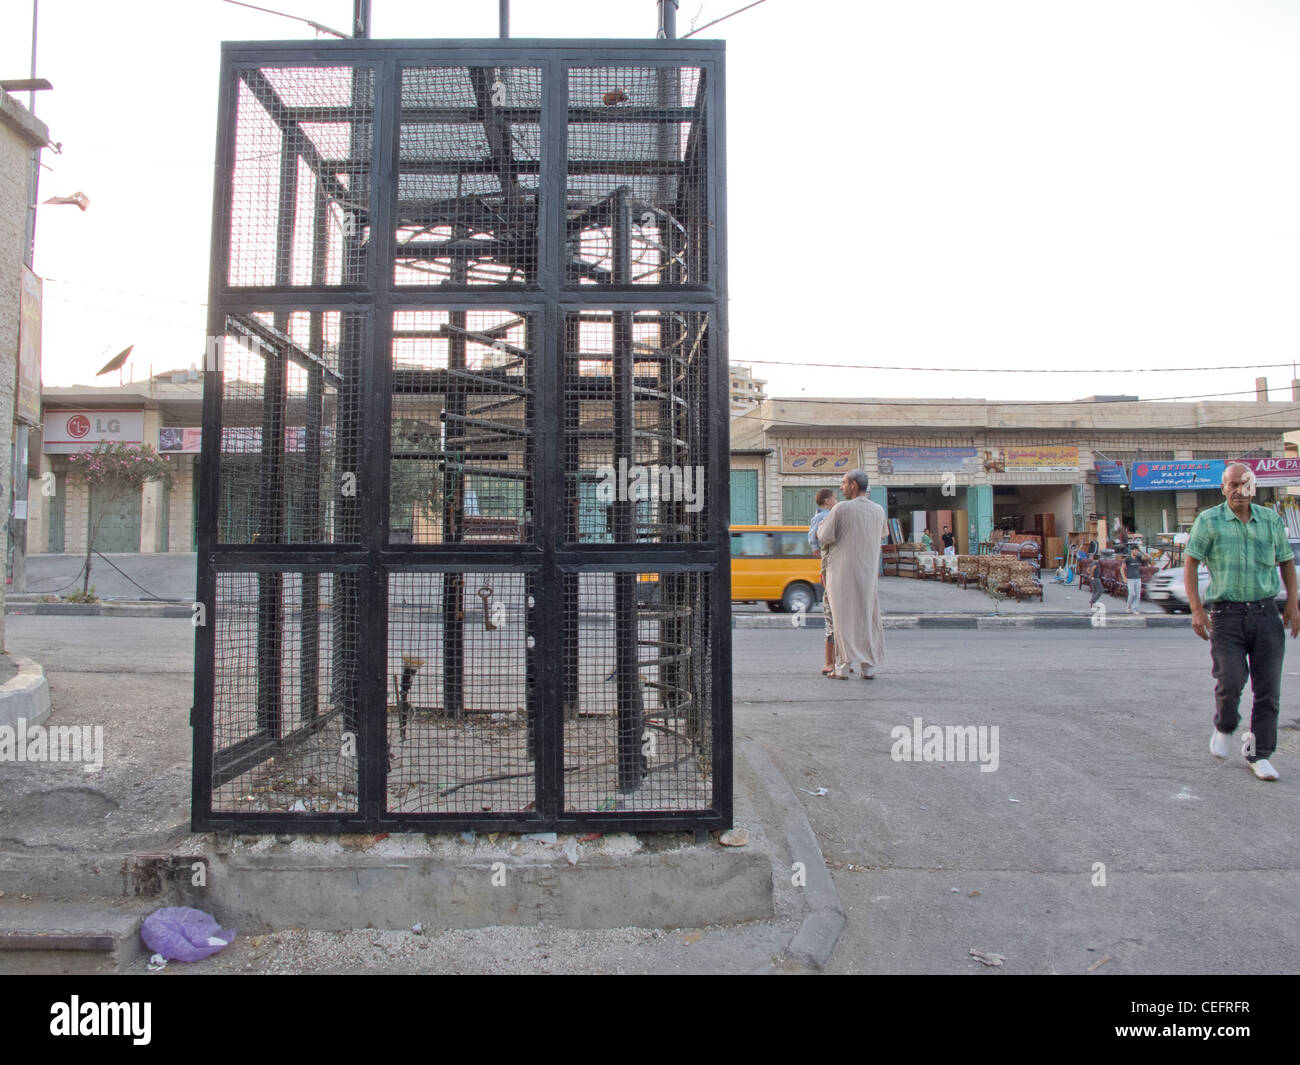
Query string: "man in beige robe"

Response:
xmin=817 ymin=469 xmax=887 ymax=679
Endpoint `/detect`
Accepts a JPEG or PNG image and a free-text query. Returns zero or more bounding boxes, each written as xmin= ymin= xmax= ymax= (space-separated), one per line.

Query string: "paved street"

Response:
xmin=739 ymin=626 xmax=1300 ymax=973
xmin=4 ymin=615 xmax=1297 ymax=973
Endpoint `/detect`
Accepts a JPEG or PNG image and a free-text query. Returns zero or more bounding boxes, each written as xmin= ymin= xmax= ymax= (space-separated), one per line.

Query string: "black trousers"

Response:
xmin=1208 ymin=599 xmax=1284 ymax=762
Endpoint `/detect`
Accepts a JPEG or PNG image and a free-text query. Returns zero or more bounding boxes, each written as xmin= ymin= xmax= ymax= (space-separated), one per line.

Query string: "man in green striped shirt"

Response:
xmin=1185 ymin=463 xmax=1300 ymax=782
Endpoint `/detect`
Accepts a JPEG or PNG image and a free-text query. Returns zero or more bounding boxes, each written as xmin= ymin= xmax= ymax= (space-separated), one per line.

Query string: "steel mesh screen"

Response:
xmin=216 ymin=311 xmax=363 ymax=545
xmin=566 ymin=66 xmax=706 ymax=285
xmin=203 ymin=43 xmax=726 ymax=832
xmin=561 ymin=570 xmax=712 ymax=813
xmin=565 ymin=310 xmax=709 ymax=544
xmin=211 ymin=570 xmax=361 ymax=814
xmin=396 ymin=66 xmax=543 ymax=286
xmin=391 ymin=309 xmax=534 ymax=544
xmin=387 ymin=570 xmax=536 ymax=813
xmin=228 ymin=66 xmax=373 ymax=288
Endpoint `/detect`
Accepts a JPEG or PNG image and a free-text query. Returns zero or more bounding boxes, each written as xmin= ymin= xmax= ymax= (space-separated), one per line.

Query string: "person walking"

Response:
xmin=817 ymin=470 xmax=886 ymax=680
xmin=1123 ymin=543 xmax=1149 ymax=612
xmin=808 ymin=487 xmax=838 ymax=676
xmin=1186 ymin=463 xmax=1300 ymax=781
xmin=1088 ymin=557 xmax=1105 ymax=607
xmin=941 ymin=526 xmax=955 ymax=556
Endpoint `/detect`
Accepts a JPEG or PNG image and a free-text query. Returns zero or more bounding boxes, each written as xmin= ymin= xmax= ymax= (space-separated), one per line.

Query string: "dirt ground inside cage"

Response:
xmin=212 ymin=710 xmax=713 ymax=817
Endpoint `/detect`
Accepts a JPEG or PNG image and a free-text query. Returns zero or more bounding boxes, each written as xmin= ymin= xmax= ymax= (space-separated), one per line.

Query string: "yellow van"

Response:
xmin=635 ymin=525 xmax=824 ymax=612
xmin=730 ymin=524 xmax=823 ymax=613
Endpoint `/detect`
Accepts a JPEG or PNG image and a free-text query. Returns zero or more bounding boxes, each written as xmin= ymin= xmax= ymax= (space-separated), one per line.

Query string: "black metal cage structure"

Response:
xmin=194 ymin=38 xmax=730 ymax=833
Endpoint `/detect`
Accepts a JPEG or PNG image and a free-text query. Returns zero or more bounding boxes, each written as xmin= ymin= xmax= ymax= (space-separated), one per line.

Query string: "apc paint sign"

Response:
xmin=1232 ymin=457 xmax=1300 ymax=487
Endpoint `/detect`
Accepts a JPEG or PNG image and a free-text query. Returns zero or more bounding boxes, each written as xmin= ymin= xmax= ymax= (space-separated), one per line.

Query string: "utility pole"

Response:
xmin=500 ymin=0 xmax=509 ymax=38
xmin=353 ymin=0 xmax=371 ymax=38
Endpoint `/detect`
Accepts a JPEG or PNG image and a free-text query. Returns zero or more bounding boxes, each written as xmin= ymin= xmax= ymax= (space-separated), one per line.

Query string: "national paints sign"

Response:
xmin=1005 ymin=445 xmax=1079 ymax=472
xmin=1232 ymin=457 xmax=1300 ymax=487
xmin=43 ymin=410 xmax=144 ymax=453
xmin=876 ymin=446 xmax=979 ymax=475
xmin=1129 ymin=459 xmax=1225 ymax=491
xmin=781 ymin=447 xmax=859 ymax=475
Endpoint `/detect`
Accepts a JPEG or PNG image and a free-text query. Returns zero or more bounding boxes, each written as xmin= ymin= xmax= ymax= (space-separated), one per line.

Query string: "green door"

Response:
xmin=782 ymin=484 xmax=831 ymax=526
xmin=730 ymin=469 xmax=758 ymax=525
xmin=48 ymin=473 xmax=66 ymax=554
xmin=89 ymin=483 xmax=142 ymax=553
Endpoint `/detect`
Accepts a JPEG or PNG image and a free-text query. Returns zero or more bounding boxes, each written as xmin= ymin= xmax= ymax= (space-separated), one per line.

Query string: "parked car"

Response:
xmin=1147 ymin=539 xmax=1300 ymax=613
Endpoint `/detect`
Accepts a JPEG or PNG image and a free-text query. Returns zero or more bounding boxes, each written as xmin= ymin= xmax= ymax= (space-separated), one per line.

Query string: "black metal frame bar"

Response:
xmin=195 ymin=38 xmax=729 ymax=833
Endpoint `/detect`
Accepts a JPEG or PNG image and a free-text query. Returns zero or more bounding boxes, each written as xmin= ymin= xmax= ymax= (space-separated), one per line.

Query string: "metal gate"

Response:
xmin=194 ymin=38 xmax=730 ymax=833
xmin=89 ymin=482 xmax=141 ymax=553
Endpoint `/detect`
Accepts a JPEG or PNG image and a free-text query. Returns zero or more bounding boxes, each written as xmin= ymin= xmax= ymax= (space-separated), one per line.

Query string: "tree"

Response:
xmin=66 ymin=442 xmax=171 ymax=598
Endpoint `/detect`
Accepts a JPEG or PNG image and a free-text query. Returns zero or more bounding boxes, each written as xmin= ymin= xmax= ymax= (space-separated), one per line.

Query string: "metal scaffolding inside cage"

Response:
xmin=194 ymin=38 xmax=730 ymax=833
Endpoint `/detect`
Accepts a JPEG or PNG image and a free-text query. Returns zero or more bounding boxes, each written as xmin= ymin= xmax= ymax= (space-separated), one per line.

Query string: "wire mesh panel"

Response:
xmin=387 ymin=571 xmax=536 ymax=813
xmin=210 ymin=570 xmax=361 ymax=814
xmin=561 ymin=570 xmax=713 ymax=813
xmin=216 ymin=311 xmax=363 ymax=545
xmin=566 ymin=67 xmax=707 ymax=286
xmin=228 ymin=66 xmax=374 ymax=287
xmin=396 ymin=67 xmax=543 ymax=286
xmin=390 ymin=309 xmax=533 ymax=544
xmin=565 ymin=310 xmax=709 ymax=544
xmin=201 ymin=40 xmax=727 ymax=833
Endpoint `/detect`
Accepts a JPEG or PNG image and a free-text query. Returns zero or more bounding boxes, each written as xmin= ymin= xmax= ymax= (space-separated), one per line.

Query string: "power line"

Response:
xmin=682 ymin=0 xmax=769 ymax=38
xmin=218 ymin=0 xmax=347 ymax=38
xmin=734 ymin=357 xmax=1300 ymax=374
xmin=760 ymin=387 xmax=1293 ymax=407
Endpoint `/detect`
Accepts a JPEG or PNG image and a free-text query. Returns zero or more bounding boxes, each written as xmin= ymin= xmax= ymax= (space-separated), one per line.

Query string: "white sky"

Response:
xmin=6 ymin=0 xmax=1300 ymax=405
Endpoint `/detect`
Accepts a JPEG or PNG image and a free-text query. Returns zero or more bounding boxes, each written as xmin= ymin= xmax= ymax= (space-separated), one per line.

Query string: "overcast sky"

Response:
xmin=6 ymin=0 xmax=1300 ymax=406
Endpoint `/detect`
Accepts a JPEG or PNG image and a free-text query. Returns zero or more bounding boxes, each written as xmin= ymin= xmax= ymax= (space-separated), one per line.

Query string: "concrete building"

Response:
xmin=1 ymin=92 xmax=49 ymax=639
xmin=729 ymin=363 xmax=766 ymax=415
xmin=33 ymin=369 xmax=203 ymax=554
xmin=730 ymin=394 xmax=1300 ymax=549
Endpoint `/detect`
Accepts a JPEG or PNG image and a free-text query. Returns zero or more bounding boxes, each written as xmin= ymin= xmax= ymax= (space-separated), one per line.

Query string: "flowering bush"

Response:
xmin=68 ymin=442 xmax=171 ymax=487
xmin=67 ymin=443 xmax=172 ymax=597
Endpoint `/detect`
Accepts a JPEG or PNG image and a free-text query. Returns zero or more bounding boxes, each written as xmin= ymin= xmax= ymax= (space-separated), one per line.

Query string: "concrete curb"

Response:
xmin=6 ymin=597 xmax=1194 ymax=629
xmin=733 ymin=612 xmax=1190 ymax=630
xmin=6 ymin=601 xmax=192 ymax=618
xmin=0 ymin=656 xmax=52 ymax=731
xmin=739 ymin=740 xmax=845 ymax=970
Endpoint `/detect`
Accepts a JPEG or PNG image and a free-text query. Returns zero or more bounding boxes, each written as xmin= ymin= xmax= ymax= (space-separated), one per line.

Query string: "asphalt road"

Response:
xmin=4 ymin=616 xmax=1297 ymax=973
xmin=739 ymin=626 xmax=1300 ymax=974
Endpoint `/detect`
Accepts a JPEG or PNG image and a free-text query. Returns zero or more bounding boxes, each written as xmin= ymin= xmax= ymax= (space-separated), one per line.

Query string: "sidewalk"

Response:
xmin=9 ymin=555 xmax=1189 ymax=629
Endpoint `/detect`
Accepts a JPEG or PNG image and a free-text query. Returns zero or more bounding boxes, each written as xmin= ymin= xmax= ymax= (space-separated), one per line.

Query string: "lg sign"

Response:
xmin=43 ymin=410 xmax=144 ymax=448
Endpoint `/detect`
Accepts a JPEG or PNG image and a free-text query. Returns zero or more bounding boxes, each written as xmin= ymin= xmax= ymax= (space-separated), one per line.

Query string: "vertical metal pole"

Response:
xmin=500 ymin=0 xmax=510 ymax=38
xmin=442 ymin=263 xmax=468 ymax=719
xmin=657 ymin=0 xmax=677 ymax=39
xmin=613 ymin=189 xmax=645 ymax=792
xmin=353 ymin=0 xmax=371 ymax=38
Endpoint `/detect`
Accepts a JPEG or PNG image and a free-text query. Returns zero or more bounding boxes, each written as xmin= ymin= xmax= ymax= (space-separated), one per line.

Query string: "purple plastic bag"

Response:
xmin=141 ymin=906 xmax=236 ymax=962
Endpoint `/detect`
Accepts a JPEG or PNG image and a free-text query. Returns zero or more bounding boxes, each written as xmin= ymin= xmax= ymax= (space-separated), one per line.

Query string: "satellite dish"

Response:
xmin=96 ymin=345 xmax=134 ymax=376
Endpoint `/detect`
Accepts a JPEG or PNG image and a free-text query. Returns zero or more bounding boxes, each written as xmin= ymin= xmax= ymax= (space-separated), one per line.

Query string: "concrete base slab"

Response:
xmin=201 ymin=833 xmax=774 ymax=932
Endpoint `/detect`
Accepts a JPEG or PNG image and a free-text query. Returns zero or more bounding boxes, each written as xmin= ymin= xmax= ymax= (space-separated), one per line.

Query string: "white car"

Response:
xmin=1147 ymin=540 xmax=1300 ymax=613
